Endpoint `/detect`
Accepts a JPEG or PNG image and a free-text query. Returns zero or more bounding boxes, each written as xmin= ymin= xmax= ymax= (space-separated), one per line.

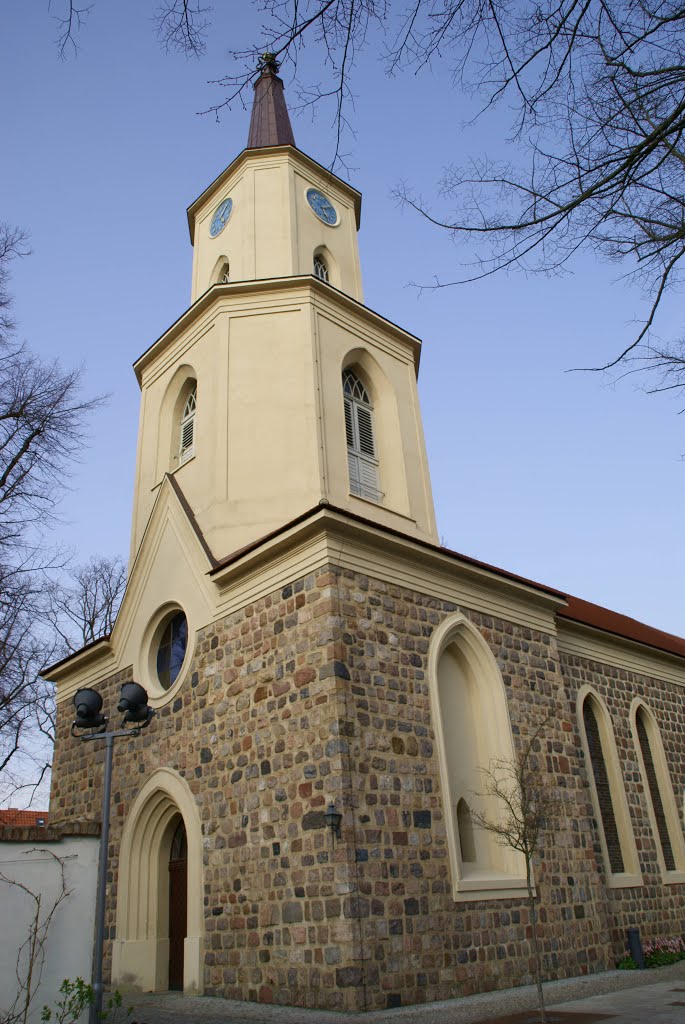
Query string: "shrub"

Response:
xmin=41 ymin=979 xmax=133 ymax=1023
xmin=643 ymin=937 xmax=685 ymax=968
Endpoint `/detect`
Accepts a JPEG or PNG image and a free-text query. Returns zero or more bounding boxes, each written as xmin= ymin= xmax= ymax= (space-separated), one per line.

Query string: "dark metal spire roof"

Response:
xmin=247 ymin=59 xmax=295 ymax=149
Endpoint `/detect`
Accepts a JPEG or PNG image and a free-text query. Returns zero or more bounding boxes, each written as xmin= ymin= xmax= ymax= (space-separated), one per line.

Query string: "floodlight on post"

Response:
xmin=71 ymin=682 xmax=154 ymax=1024
xmin=118 ymin=682 xmax=154 ymax=725
xmin=72 ymin=688 xmax=107 ymax=733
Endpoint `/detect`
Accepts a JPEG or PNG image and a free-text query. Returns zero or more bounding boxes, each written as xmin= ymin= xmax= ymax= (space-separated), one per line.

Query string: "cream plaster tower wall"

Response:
xmin=188 ymin=69 xmax=362 ymax=304
xmin=188 ymin=148 xmax=364 ymax=303
xmin=129 ymin=68 xmax=438 ymax=566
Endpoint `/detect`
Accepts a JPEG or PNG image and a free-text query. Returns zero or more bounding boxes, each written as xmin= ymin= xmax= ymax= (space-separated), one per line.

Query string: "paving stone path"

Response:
xmin=126 ymin=961 xmax=685 ymax=1024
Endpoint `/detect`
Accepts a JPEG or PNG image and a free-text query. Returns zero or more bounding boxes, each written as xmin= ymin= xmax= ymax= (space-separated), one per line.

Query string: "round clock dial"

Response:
xmin=209 ymin=198 xmax=233 ymax=237
xmin=306 ymin=188 xmax=338 ymax=226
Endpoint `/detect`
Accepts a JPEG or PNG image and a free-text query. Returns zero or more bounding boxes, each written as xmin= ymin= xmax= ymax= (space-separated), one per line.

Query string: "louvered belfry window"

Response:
xmin=179 ymin=387 xmax=196 ymax=465
xmin=343 ymin=369 xmax=381 ymax=501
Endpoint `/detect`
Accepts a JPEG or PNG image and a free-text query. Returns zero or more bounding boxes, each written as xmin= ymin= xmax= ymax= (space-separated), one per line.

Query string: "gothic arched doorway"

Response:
xmin=168 ymin=817 xmax=188 ymax=990
xmin=112 ymin=767 xmax=205 ymax=994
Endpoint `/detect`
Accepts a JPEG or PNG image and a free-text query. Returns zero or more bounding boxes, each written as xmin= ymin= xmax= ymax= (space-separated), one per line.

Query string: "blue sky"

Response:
xmin=2 ymin=3 xmax=684 ymax=635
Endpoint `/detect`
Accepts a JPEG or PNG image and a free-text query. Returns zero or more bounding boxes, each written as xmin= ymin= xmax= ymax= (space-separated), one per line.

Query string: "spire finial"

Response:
xmin=258 ymin=52 xmax=280 ymax=73
xmin=247 ymin=54 xmax=295 ymax=149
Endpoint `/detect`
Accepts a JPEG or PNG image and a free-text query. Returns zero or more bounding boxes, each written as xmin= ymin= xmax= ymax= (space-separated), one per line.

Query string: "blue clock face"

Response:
xmin=209 ymin=198 xmax=233 ymax=237
xmin=307 ymin=188 xmax=338 ymax=225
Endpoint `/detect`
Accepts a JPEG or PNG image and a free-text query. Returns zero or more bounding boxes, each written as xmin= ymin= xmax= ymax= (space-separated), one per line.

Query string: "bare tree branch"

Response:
xmin=48 ymin=0 xmax=94 ymax=60
xmin=44 ymin=556 xmax=126 ymax=654
xmin=217 ymin=1 xmax=685 ymax=394
xmin=154 ymin=0 xmax=213 ymax=57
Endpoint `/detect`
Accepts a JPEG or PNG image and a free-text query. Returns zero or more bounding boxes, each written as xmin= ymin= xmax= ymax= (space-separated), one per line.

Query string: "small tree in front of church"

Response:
xmin=471 ymin=715 xmax=562 ymax=1024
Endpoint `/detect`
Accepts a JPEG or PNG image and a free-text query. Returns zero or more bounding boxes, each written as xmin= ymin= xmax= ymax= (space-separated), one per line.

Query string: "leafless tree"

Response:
xmin=206 ymin=0 xmax=685 ymax=393
xmin=45 ymin=555 xmax=127 ymax=656
xmin=155 ymin=0 xmax=213 ymax=57
xmin=471 ymin=716 xmax=563 ymax=1024
xmin=0 ymin=556 xmax=126 ymax=806
xmin=38 ymin=5 xmax=685 ymax=387
xmin=0 ymin=225 xmax=29 ymax=346
xmin=0 ymin=228 xmax=107 ymax=798
xmin=46 ymin=0 xmax=213 ymax=60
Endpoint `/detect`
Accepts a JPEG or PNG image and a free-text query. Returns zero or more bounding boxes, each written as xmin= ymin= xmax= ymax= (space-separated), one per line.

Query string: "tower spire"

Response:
xmin=247 ymin=55 xmax=296 ymax=149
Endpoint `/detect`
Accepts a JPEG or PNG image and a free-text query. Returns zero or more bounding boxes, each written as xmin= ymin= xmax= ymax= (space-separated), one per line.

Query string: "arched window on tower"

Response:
xmin=343 ymin=369 xmax=381 ymax=502
xmin=313 ymin=253 xmax=329 ymax=282
xmin=179 ymin=387 xmax=196 ymax=465
xmin=219 ymin=261 xmax=230 ymax=283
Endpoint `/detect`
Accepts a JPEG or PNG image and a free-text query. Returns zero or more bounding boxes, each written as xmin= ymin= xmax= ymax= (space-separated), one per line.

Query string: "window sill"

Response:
xmin=348 ymin=491 xmax=419 ymax=523
xmin=173 ymin=453 xmax=195 ymax=473
xmin=605 ymin=871 xmax=643 ymax=889
xmin=660 ymin=869 xmax=685 ymax=885
xmin=349 ymin=488 xmax=384 ymax=506
xmin=453 ymin=873 xmax=530 ymax=903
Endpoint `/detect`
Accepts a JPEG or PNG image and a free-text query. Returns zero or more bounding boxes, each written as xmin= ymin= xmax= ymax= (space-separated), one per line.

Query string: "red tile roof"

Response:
xmin=558 ymin=596 xmax=685 ymax=659
xmin=0 ymin=808 xmax=48 ymax=828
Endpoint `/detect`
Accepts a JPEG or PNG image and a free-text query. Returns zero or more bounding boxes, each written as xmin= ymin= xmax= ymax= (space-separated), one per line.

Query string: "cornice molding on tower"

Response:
xmin=133 ymin=276 xmax=422 ymax=382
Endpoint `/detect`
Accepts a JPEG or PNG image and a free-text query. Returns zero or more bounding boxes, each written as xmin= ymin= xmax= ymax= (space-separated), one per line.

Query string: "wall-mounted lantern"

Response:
xmin=324 ymin=802 xmax=342 ymax=845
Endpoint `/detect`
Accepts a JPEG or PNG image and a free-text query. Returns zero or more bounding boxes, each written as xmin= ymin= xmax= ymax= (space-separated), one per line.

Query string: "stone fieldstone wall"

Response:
xmin=332 ymin=568 xmax=614 ymax=1009
xmin=559 ymin=651 xmax=685 ymax=959
xmin=48 ymin=561 xmax=685 ymax=1011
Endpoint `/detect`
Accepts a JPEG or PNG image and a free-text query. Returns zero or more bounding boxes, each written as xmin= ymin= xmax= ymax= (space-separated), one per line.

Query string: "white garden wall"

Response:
xmin=0 ymin=833 xmax=99 ymax=1023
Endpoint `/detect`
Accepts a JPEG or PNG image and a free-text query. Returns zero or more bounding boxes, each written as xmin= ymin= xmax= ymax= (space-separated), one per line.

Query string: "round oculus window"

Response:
xmin=156 ymin=610 xmax=188 ymax=691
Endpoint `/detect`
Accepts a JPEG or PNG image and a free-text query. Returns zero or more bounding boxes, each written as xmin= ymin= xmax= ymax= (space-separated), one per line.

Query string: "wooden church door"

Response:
xmin=168 ymin=818 xmax=188 ymax=990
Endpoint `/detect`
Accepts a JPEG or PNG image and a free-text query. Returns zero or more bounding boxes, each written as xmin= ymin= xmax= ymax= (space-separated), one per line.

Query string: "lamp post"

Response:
xmin=71 ymin=683 xmax=154 ymax=1024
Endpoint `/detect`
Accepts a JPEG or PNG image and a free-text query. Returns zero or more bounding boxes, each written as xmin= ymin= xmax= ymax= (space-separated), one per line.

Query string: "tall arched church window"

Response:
xmin=343 ymin=369 xmax=381 ymax=502
xmin=430 ymin=614 xmax=527 ymax=901
xmin=179 ymin=387 xmax=196 ymax=465
xmin=635 ymin=709 xmax=675 ymax=870
xmin=313 ymin=254 xmax=329 ymax=282
xmin=632 ymin=703 xmax=685 ymax=877
xmin=579 ymin=690 xmax=640 ymax=884
xmin=582 ymin=698 xmax=624 ymax=873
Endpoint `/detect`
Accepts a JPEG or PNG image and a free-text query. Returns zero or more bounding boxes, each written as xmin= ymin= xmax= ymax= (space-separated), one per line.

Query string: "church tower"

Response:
xmin=129 ymin=60 xmax=437 ymax=565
